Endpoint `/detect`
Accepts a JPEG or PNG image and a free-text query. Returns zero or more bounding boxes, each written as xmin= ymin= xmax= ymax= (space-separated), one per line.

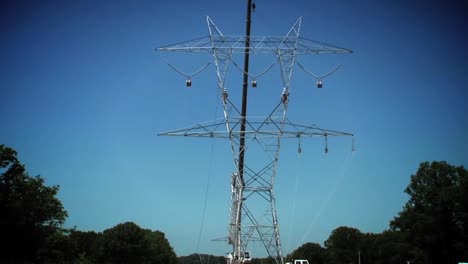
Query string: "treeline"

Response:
xmin=0 ymin=145 xmax=177 ymax=264
xmin=42 ymin=222 xmax=177 ymax=264
xmin=182 ymin=161 xmax=468 ymax=264
xmin=285 ymin=227 xmax=418 ymax=264
xmin=2 ymin=144 xmax=467 ymax=263
xmin=182 ymin=227 xmax=421 ymax=264
xmin=285 ymin=160 xmax=468 ymax=264
xmin=179 ymin=254 xmax=226 ymax=264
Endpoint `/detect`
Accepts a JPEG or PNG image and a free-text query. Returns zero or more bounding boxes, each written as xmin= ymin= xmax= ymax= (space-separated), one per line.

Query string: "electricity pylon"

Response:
xmin=156 ymin=2 xmax=353 ymax=264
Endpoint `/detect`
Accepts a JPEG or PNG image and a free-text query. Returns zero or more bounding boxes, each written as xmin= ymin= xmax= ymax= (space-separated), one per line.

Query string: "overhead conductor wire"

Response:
xmin=298 ymin=150 xmax=355 ymax=245
xmin=195 ymin=73 xmax=220 ymax=263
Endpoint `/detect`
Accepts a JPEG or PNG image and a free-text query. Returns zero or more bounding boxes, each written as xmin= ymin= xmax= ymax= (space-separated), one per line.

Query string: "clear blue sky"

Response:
xmin=1 ymin=0 xmax=467 ymax=257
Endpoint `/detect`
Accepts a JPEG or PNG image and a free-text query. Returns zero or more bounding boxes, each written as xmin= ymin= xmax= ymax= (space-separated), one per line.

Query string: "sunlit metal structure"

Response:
xmin=156 ymin=2 xmax=353 ymax=264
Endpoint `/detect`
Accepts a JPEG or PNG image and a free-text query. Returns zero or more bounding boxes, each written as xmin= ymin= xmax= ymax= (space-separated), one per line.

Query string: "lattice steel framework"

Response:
xmin=156 ymin=13 xmax=353 ymax=264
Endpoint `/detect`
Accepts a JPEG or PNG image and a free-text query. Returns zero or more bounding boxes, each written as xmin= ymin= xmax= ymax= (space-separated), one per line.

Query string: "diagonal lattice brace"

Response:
xmin=207 ymin=17 xmax=233 ymax=89
xmin=277 ymin=17 xmax=301 ymax=90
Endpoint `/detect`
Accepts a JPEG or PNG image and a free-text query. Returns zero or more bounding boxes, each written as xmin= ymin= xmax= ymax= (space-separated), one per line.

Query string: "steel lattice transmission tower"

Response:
xmin=156 ymin=2 xmax=353 ymax=264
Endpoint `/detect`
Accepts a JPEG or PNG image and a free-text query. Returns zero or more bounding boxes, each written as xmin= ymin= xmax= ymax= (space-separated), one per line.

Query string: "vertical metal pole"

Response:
xmin=236 ymin=0 xmax=252 ymax=260
xmin=239 ymin=0 xmax=252 ymax=185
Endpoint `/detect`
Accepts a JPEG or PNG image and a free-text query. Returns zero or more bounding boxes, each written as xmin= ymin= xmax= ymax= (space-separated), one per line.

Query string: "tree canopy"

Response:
xmin=99 ymin=222 xmax=178 ymax=264
xmin=391 ymin=161 xmax=468 ymax=263
xmin=286 ymin=242 xmax=325 ymax=264
xmin=324 ymin=226 xmax=363 ymax=264
xmin=178 ymin=254 xmax=226 ymax=264
xmin=38 ymin=222 xmax=178 ymax=264
xmin=0 ymin=144 xmax=68 ymax=262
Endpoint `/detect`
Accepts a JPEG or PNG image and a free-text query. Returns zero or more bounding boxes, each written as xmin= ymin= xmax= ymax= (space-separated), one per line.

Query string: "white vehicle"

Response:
xmin=286 ymin=259 xmax=310 ymax=264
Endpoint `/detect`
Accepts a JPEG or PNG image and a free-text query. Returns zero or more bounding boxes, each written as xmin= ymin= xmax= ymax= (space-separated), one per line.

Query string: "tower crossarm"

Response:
xmin=156 ymin=35 xmax=352 ymax=54
xmin=158 ymin=118 xmax=354 ymax=139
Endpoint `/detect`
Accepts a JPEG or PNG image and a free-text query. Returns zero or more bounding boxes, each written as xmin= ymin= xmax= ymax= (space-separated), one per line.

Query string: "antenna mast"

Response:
xmin=155 ymin=2 xmax=354 ymax=264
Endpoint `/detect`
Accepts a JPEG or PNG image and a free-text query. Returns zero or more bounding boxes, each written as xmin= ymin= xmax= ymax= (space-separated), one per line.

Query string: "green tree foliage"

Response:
xmin=99 ymin=221 xmax=178 ymax=264
xmin=287 ymin=242 xmax=325 ymax=264
xmin=250 ymin=257 xmax=275 ymax=264
xmin=391 ymin=161 xmax=468 ymax=263
xmin=38 ymin=225 xmax=178 ymax=264
xmin=39 ymin=229 xmax=77 ymax=263
xmin=69 ymin=229 xmax=101 ymax=262
xmin=369 ymin=230 xmax=425 ymax=264
xmin=178 ymin=254 xmax=225 ymax=264
xmin=324 ymin=226 xmax=363 ymax=264
xmin=291 ymin=228 xmax=420 ymax=264
xmin=0 ymin=144 xmax=68 ymax=263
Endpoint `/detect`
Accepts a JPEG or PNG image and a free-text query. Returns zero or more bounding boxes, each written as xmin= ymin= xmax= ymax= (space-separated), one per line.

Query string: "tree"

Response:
xmin=391 ymin=161 xmax=468 ymax=263
xmin=178 ymin=254 xmax=225 ymax=264
xmin=369 ymin=230 xmax=425 ymax=264
xmin=69 ymin=229 xmax=101 ymax=263
xmin=98 ymin=222 xmax=178 ymax=264
xmin=0 ymin=144 xmax=68 ymax=262
xmin=39 ymin=228 xmax=77 ymax=263
xmin=250 ymin=257 xmax=275 ymax=264
xmin=324 ymin=226 xmax=363 ymax=264
xmin=287 ymin=242 xmax=325 ymax=264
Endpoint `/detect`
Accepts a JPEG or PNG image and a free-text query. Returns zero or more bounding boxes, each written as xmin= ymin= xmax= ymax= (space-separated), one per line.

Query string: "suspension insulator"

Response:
xmin=317 ymin=80 xmax=323 ymax=88
xmin=252 ymin=80 xmax=257 ymax=88
xmin=324 ymin=134 xmax=328 ymax=153
xmin=281 ymin=93 xmax=288 ymax=103
xmin=222 ymin=89 xmax=228 ymax=102
xmin=281 ymin=88 xmax=289 ymax=103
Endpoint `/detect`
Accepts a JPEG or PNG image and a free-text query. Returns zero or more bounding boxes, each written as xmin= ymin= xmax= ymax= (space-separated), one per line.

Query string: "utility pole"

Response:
xmin=236 ymin=0 xmax=252 ymax=260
